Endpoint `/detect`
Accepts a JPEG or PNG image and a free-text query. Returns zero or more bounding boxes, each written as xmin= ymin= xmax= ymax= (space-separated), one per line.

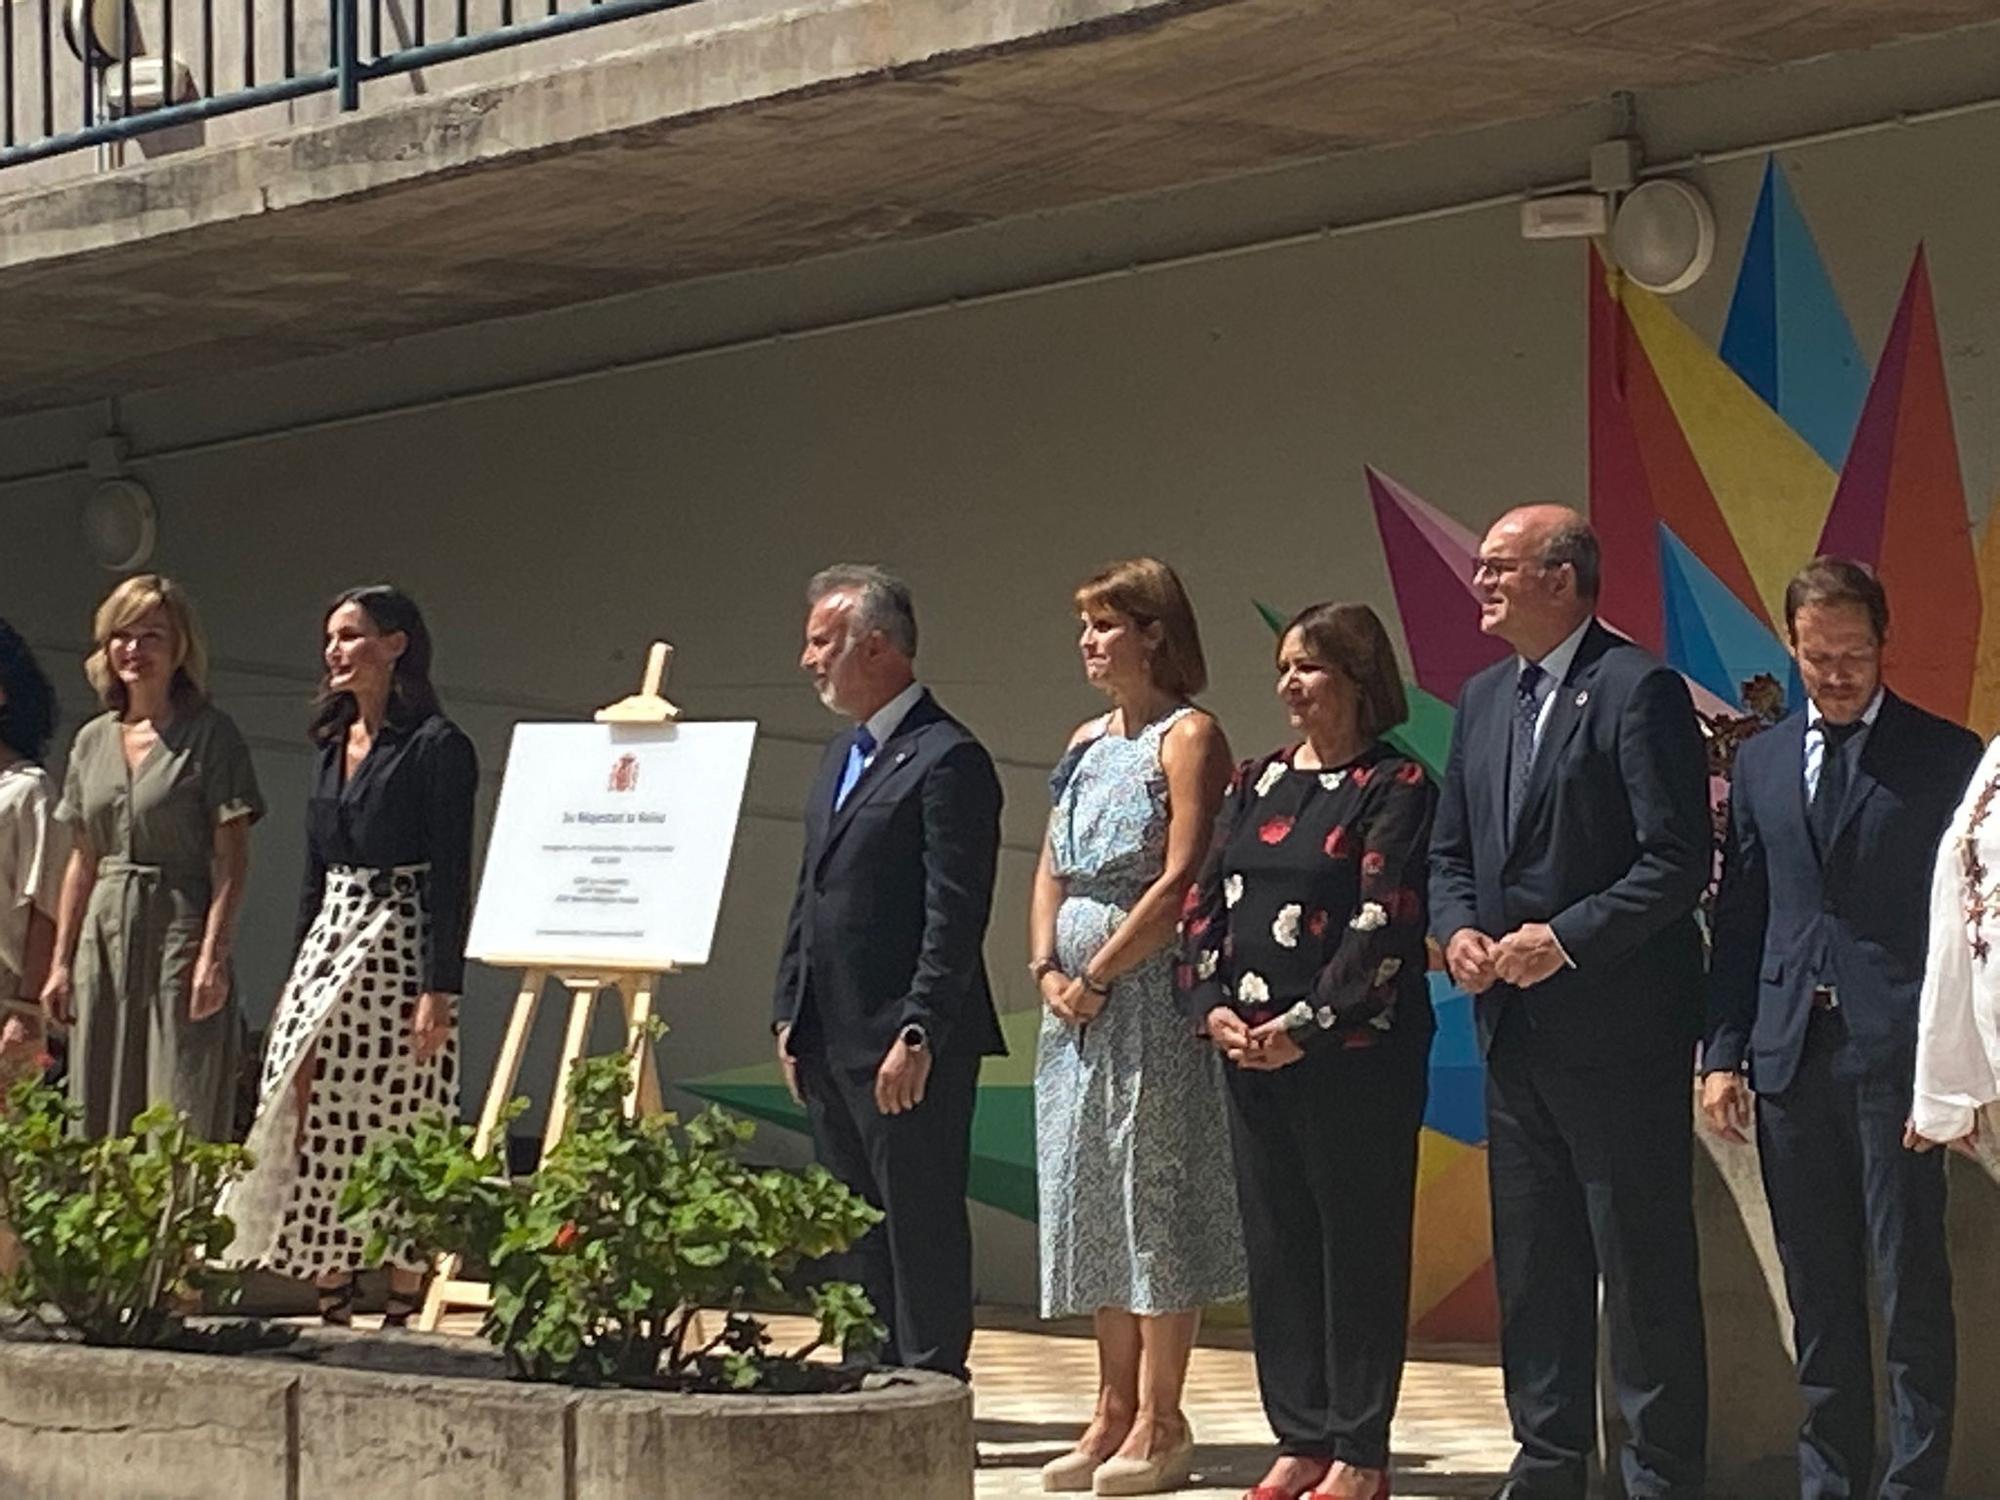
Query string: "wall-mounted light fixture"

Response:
xmin=1610 ymin=178 xmax=1716 ymax=295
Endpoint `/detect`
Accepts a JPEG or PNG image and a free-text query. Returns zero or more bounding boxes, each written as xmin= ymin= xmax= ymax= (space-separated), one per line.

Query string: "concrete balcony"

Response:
xmin=3 ymin=0 xmax=1999 ymax=414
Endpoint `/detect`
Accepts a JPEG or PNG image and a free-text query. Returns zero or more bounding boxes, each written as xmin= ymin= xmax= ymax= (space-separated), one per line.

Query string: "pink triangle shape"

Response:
xmin=1367 ymin=466 xmax=1509 ymax=704
xmin=1817 ymin=253 xmax=1919 ymax=561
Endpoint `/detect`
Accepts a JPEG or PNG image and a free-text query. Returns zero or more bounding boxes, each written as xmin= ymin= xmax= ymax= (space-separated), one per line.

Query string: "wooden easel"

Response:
xmin=419 ymin=644 xmax=681 ymax=1332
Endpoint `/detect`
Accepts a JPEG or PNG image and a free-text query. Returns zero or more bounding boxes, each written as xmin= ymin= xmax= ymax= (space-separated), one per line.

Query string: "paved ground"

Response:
xmin=425 ymin=1307 xmax=1515 ymax=1497
xmin=966 ymin=1320 xmax=1513 ymax=1499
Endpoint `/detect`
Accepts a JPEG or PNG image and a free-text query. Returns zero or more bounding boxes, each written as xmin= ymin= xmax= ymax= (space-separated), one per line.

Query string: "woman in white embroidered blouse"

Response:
xmin=1911 ymin=734 xmax=2000 ymax=1156
xmin=0 ymin=619 xmax=64 ymax=1077
xmin=0 ymin=619 xmax=65 ymax=1277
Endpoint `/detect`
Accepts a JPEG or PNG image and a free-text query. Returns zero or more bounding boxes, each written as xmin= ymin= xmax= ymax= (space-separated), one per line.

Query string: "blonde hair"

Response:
xmin=1074 ymin=557 xmax=1208 ymax=699
xmin=84 ymin=574 xmax=210 ymax=712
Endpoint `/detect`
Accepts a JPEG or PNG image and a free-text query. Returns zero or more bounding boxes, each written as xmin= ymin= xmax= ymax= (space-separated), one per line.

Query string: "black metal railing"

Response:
xmin=0 ymin=0 xmax=706 ymax=168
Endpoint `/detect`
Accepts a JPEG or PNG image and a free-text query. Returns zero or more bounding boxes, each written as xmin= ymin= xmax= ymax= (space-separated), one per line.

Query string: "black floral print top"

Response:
xmin=1177 ymin=741 xmax=1437 ymax=1051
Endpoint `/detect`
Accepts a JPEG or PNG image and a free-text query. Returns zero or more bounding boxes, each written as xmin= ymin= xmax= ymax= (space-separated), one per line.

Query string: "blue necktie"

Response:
xmin=835 ymin=725 xmax=876 ymax=811
xmin=1507 ymin=662 xmax=1545 ymax=840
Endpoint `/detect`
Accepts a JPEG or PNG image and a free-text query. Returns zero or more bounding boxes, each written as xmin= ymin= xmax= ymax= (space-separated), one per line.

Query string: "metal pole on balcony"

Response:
xmin=4 ymin=0 xmax=16 ymax=146
xmin=334 ymin=0 xmax=356 ymax=107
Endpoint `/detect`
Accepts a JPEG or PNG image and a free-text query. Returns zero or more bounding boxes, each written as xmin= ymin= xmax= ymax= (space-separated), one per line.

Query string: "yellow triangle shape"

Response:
xmin=1620 ymin=279 xmax=1838 ymax=624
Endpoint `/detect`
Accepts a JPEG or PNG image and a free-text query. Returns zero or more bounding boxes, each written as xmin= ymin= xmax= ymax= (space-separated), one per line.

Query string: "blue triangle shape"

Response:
xmin=1719 ymin=159 xmax=1867 ymax=469
xmin=1659 ymin=525 xmax=1797 ymax=709
xmin=1719 ymin=162 xmax=1779 ymax=409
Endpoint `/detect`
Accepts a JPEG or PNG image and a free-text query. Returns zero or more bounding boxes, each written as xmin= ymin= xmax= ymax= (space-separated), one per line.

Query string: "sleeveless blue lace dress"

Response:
xmin=1036 ymin=706 xmax=1246 ymax=1317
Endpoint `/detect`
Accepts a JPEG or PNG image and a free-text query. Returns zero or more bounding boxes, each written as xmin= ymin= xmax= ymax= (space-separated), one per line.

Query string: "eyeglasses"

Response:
xmin=1470 ymin=556 xmax=1536 ymax=584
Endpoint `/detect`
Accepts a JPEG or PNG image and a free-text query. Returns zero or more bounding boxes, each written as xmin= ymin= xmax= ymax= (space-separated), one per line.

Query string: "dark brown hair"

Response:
xmin=309 ymin=585 xmax=444 ymax=746
xmin=1280 ymin=602 xmax=1408 ymax=739
xmin=1783 ymin=556 xmax=1888 ymax=643
xmin=1075 ymin=557 xmax=1209 ymax=699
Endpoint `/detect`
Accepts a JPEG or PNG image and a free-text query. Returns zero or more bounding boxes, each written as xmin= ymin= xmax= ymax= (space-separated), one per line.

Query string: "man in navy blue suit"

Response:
xmin=1431 ymin=504 xmax=1712 ymax=1500
xmin=1705 ymin=558 xmax=1979 ymax=1500
xmin=771 ymin=564 xmax=1005 ymax=1382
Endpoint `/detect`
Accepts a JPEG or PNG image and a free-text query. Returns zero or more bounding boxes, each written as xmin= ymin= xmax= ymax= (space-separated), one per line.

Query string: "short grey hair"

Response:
xmin=807 ymin=564 xmax=919 ymax=657
xmin=1538 ymin=518 xmax=1601 ymax=602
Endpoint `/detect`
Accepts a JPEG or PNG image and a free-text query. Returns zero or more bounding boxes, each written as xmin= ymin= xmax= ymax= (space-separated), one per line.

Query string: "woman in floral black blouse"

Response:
xmin=1178 ymin=602 xmax=1435 ymax=1500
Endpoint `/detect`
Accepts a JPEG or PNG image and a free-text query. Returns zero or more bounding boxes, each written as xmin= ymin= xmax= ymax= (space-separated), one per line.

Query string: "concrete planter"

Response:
xmin=0 ymin=1327 xmax=973 ymax=1500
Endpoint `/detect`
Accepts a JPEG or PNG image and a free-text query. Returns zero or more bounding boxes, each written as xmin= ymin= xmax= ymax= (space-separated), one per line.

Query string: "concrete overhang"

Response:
xmin=3 ymin=0 xmax=1999 ymax=414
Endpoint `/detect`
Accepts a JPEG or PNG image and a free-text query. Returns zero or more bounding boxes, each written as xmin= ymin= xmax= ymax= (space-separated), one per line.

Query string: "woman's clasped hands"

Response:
xmin=1205 ymin=1005 xmax=1305 ymax=1070
xmin=1040 ymin=967 xmax=1108 ymax=1028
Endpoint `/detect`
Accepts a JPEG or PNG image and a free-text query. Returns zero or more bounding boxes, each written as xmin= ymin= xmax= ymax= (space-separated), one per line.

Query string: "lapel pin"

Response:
xmin=1574 ymin=690 xmax=1589 ymax=707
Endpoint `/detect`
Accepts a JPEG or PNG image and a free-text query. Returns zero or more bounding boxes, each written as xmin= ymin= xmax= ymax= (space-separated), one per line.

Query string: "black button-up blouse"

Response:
xmin=295 ymin=711 xmax=479 ymax=994
xmin=1177 ymin=741 xmax=1437 ymax=1051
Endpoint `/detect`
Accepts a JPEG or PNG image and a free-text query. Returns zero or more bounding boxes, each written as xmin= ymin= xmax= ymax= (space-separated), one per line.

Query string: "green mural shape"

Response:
xmin=683 ymin=1006 xmax=1045 ymax=1221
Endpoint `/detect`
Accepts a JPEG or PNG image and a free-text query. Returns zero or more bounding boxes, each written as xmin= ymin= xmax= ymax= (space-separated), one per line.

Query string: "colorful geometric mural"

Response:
xmin=1350 ymin=158 xmax=1995 ymax=1342
xmin=681 ymin=158 xmax=1992 ymax=1345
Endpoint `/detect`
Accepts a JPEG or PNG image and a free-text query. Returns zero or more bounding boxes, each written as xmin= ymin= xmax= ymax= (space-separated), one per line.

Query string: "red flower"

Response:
xmin=1180 ymin=884 xmax=1204 ymax=917
xmin=1324 ymin=826 xmax=1351 ymax=859
xmin=1174 ymin=964 xmax=1195 ymax=992
xmin=1307 ymin=910 xmax=1329 ymax=938
xmin=1258 ymin=816 xmax=1295 ymax=845
xmin=1186 ymin=914 xmax=1211 ymax=938
xmin=1361 ymin=850 xmax=1386 ymax=878
xmin=553 ymin=1222 xmax=580 ymax=1251
xmin=1350 ymin=765 xmax=1374 ymax=787
xmin=1396 ymin=761 xmax=1425 ymax=785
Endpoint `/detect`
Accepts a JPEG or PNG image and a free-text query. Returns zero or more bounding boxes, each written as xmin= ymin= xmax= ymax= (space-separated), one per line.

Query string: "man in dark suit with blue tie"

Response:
xmin=1431 ymin=505 xmax=1711 ymax=1500
xmin=1705 ymin=558 xmax=1978 ymax=1500
xmin=771 ymin=564 xmax=1005 ymax=1381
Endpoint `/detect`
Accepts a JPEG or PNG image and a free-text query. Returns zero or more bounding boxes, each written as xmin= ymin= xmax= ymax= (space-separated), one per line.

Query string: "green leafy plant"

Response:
xmin=341 ymin=1028 xmax=884 ymax=1390
xmin=0 ymin=1076 xmax=250 ymax=1345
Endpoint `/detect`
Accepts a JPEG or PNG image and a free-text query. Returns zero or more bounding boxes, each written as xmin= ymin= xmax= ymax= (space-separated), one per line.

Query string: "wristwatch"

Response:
xmin=899 ymin=1023 xmax=928 ymax=1051
xmin=1028 ymin=956 xmax=1060 ymax=981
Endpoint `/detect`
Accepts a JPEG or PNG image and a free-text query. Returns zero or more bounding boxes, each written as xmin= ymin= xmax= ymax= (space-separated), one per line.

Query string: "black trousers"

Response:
xmin=1757 ymin=1012 xmax=1954 ymax=1500
xmin=1485 ymin=1010 xmax=1708 ymax=1500
xmin=796 ymin=1046 xmax=980 ymax=1380
xmin=1224 ymin=1031 xmax=1429 ymax=1468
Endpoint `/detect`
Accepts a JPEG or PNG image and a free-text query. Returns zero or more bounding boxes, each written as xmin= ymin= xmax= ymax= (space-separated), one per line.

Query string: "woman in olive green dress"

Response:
xmin=41 ymin=575 xmax=263 ymax=1139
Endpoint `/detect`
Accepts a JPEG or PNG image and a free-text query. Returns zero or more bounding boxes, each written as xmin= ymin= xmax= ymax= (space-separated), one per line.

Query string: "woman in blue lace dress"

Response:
xmin=1032 ymin=557 xmax=1246 ymax=1496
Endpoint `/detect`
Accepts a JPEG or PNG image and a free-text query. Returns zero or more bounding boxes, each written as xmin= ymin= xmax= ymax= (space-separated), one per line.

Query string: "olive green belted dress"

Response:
xmin=55 ymin=704 xmax=263 ymax=1139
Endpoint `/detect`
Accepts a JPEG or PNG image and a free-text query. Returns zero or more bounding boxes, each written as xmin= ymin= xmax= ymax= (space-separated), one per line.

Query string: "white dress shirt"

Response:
xmin=857 ymin=681 xmax=925 ymax=769
xmin=1518 ymin=616 xmax=1593 ymax=753
xmin=1803 ymin=686 xmax=1885 ymax=801
xmin=1913 ymin=733 xmax=2000 ymax=1142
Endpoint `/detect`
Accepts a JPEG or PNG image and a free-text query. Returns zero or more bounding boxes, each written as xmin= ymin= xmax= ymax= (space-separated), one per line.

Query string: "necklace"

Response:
xmin=1959 ymin=767 xmax=2000 ymax=963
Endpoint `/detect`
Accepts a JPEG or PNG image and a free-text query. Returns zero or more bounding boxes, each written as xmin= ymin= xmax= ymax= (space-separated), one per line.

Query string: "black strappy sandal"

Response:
xmin=316 ymin=1277 xmax=356 ymax=1328
xmin=380 ymin=1283 xmax=424 ymax=1331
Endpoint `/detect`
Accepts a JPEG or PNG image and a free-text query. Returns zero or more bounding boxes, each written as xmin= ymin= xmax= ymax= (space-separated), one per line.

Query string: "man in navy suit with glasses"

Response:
xmin=1431 ymin=505 xmax=1711 ymax=1500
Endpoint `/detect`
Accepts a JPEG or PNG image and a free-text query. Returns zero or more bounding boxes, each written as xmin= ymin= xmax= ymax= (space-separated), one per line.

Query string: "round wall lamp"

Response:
xmin=63 ymin=0 xmax=141 ymax=63
xmin=1611 ymin=177 xmax=1716 ymax=295
xmin=82 ymin=478 xmax=157 ymax=572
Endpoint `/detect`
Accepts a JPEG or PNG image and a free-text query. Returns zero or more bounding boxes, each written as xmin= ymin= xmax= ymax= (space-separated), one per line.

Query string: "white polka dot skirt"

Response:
xmin=221 ymin=864 xmax=459 ymax=1278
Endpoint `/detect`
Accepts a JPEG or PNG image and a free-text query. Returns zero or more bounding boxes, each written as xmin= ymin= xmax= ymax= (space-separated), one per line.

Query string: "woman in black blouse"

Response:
xmin=221 ymin=586 xmax=477 ymax=1325
xmin=1178 ymin=602 xmax=1435 ymax=1500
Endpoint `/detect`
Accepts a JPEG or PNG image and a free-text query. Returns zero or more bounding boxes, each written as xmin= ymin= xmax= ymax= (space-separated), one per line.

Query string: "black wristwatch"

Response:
xmin=899 ymin=1023 xmax=928 ymax=1051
